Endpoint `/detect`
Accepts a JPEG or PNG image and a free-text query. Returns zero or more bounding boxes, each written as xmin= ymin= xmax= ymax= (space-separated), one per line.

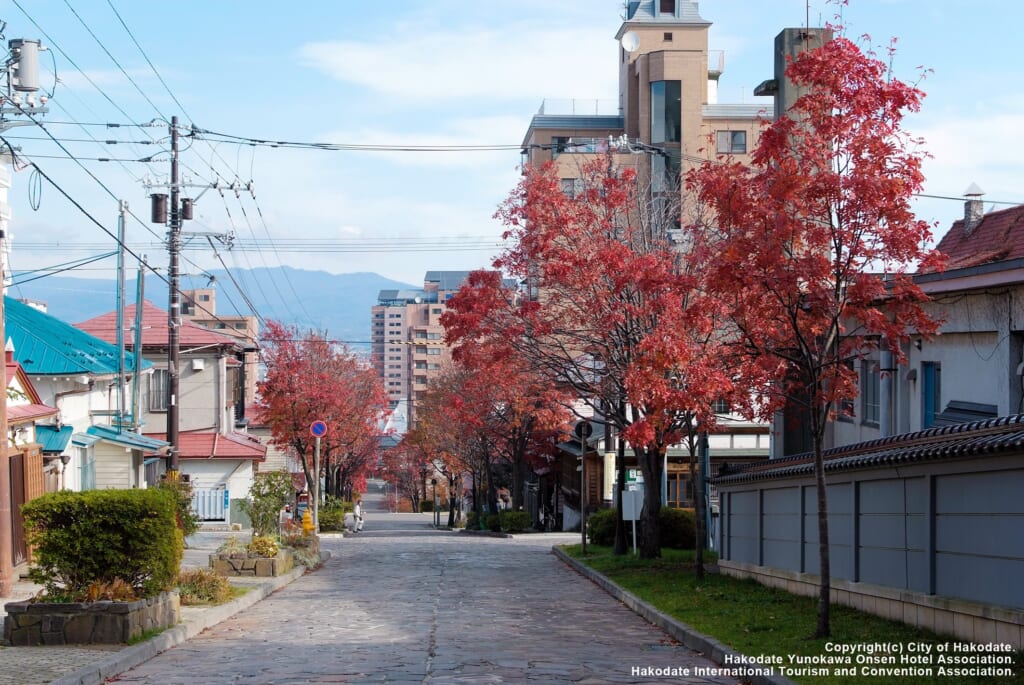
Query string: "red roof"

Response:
xmin=8 ymin=403 xmax=58 ymax=423
xmin=934 ymin=204 xmax=1024 ymax=270
xmin=145 ymin=431 xmax=267 ymax=461
xmin=76 ymin=300 xmax=241 ymax=350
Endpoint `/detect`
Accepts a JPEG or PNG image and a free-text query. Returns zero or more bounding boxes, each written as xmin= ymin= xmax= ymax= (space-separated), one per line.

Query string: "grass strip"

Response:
xmin=563 ymin=544 xmax=1023 ymax=685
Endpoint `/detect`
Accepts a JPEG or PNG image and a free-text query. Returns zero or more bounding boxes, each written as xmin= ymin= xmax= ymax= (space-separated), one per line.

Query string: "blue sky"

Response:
xmin=1 ymin=0 xmax=1021 ymax=295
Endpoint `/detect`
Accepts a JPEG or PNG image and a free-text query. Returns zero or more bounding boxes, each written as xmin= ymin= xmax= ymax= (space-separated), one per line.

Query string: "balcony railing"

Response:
xmin=537 ymin=98 xmax=620 ymax=116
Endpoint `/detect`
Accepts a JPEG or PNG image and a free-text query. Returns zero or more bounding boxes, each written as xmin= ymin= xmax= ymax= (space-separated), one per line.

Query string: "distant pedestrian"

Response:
xmin=354 ymin=498 xmax=364 ymax=532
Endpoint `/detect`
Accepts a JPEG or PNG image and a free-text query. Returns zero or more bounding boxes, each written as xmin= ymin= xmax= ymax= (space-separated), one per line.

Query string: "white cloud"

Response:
xmin=298 ymin=27 xmax=617 ymax=103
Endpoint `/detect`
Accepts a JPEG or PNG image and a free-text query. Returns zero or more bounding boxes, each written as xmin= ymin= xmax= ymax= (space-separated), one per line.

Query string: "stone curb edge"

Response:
xmin=551 ymin=547 xmax=797 ymax=685
xmin=49 ymin=554 xmax=327 ymax=685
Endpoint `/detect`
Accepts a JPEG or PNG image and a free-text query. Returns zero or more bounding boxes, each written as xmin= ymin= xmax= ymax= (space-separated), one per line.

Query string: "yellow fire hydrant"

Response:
xmin=302 ymin=508 xmax=314 ymax=536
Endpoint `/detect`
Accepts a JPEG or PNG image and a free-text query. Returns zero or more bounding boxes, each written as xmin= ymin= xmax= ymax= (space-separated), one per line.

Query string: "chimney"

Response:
xmin=963 ymin=182 xmax=985 ymax=236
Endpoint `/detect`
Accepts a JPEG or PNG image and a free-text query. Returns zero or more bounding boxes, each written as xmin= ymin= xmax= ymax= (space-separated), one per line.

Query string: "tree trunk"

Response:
xmin=636 ymin=445 xmax=664 ymax=559
xmin=813 ymin=430 xmax=831 ymax=638
xmin=689 ymin=439 xmax=705 ymax=580
xmin=613 ymin=413 xmax=627 ymax=555
xmin=447 ymin=474 xmax=457 ymax=527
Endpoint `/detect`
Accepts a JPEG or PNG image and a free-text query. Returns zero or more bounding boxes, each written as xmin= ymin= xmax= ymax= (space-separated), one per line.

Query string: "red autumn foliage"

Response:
xmin=686 ymin=34 xmax=943 ymax=637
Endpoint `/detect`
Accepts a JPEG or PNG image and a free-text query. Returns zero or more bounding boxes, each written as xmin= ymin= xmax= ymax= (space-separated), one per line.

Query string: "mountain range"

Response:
xmin=9 ymin=267 xmax=417 ymax=349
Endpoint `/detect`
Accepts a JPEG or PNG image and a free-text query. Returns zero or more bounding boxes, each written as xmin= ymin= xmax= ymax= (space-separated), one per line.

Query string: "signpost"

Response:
xmin=622 ymin=488 xmax=643 ymax=556
xmin=309 ymin=421 xmax=328 ymax=531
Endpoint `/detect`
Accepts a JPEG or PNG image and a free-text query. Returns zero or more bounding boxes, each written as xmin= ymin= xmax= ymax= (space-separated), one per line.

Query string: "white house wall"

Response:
xmin=92 ymin=443 xmax=141 ymax=489
xmin=184 ymin=459 xmax=255 ymax=501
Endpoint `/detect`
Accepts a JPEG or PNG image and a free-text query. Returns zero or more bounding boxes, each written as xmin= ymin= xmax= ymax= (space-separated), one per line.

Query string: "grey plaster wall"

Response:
xmin=719 ymin=456 xmax=1024 ymax=611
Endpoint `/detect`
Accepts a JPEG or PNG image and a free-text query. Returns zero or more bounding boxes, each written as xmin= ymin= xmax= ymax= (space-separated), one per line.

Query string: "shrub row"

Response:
xmin=587 ymin=506 xmax=696 ymax=549
xmin=23 ymin=488 xmax=183 ymax=600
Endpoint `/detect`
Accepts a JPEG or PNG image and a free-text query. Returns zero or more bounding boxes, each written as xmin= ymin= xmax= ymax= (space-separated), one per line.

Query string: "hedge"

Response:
xmin=22 ymin=488 xmax=183 ymax=600
xmin=587 ymin=505 xmax=696 ymax=549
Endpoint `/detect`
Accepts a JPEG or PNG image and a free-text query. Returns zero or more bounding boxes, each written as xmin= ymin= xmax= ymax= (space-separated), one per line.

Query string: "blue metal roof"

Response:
xmin=624 ymin=0 xmax=709 ymax=25
xmin=36 ymin=425 xmax=73 ymax=453
xmin=86 ymin=425 xmax=168 ymax=453
xmin=6 ymin=296 xmax=151 ymax=376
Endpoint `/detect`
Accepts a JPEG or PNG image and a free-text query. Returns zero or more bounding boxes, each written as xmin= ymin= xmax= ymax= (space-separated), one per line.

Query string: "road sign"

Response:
xmin=310 ymin=420 xmax=328 ymax=437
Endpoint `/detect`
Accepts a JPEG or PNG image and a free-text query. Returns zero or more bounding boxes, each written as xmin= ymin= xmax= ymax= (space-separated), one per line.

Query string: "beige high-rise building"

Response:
xmin=371 ymin=271 xmax=470 ymax=430
xmin=522 ymin=0 xmax=769 ymax=200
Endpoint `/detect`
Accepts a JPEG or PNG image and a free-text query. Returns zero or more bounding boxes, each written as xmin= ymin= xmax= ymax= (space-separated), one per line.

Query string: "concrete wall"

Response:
xmin=717 ymin=452 xmax=1024 ymax=647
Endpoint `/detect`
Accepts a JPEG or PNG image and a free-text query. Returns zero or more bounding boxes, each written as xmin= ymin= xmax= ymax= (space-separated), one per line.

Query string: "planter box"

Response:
xmin=3 ymin=590 xmax=180 ymax=646
xmin=209 ymin=548 xmax=294 ymax=577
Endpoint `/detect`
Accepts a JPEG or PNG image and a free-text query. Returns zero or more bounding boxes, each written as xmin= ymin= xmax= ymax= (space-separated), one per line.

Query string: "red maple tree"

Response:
xmin=446 ymin=159 xmax=738 ymax=559
xmin=257 ymin=321 xmax=390 ymax=525
xmin=686 ymin=35 xmax=943 ymax=636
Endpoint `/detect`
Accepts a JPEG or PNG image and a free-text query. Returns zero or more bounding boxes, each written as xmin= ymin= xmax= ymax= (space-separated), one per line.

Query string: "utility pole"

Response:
xmin=116 ymin=201 xmax=127 ymax=432
xmin=167 ymin=116 xmax=181 ymax=473
xmin=0 ymin=33 xmax=49 ymax=597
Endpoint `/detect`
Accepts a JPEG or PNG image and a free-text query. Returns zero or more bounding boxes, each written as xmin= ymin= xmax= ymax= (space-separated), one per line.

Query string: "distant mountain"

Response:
xmin=9 ymin=267 xmax=417 ymax=348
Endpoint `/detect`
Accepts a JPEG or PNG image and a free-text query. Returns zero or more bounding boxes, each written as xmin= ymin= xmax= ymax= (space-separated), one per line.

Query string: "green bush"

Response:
xmin=23 ymin=489 xmax=182 ymax=600
xmin=317 ymin=506 xmax=346 ymax=531
xmin=156 ymin=476 xmax=201 ymax=538
xmin=485 ymin=513 xmax=501 ymax=532
xmin=419 ymin=499 xmax=434 ymax=512
xmin=465 ymin=511 xmax=479 ymax=529
xmin=241 ymin=470 xmax=295 ymax=536
xmin=177 ymin=568 xmax=231 ymax=605
xmin=499 ymin=511 xmax=531 ymax=533
xmin=587 ymin=507 xmax=617 ymax=546
xmin=587 ymin=505 xmax=696 ymax=549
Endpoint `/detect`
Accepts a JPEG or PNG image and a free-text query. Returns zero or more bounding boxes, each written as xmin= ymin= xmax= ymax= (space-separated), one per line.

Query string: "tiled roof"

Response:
xmin=933 ymin=204 xmax=1024 ymax=270
xmin=146 ymin=431 xmax=266 ymax=461
xmin=714 ymin=414 xmax=1024 ymax=485
xmin=6 ymin=296 xmax=150 ymax=376
xmin=76 ymin=300 xmax=242 ymax=350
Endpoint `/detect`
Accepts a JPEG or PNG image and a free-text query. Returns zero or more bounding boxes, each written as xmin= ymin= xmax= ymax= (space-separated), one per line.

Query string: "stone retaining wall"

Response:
xmin=4 ymin=591 xmax=180 ymax=645
xmin=209 ymin=548 xmax=294 ymax=577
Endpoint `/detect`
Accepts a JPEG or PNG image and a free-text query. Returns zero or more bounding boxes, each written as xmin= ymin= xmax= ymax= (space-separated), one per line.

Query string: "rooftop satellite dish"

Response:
xmin=620 ymin=31 xmax=640 ymax=53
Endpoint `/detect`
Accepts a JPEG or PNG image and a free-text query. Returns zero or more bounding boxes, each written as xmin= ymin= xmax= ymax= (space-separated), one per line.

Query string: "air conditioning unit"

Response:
xmin=191 ymin=358 xmax=205 ymax=371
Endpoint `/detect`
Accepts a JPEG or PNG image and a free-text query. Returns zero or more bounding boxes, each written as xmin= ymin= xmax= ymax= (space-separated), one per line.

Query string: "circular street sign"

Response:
xmin=310 ymin=420 xmax=328 ymax=437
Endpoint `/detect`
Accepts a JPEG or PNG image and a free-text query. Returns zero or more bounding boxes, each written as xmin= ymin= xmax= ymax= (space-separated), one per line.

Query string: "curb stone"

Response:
xmin=552 ymin=547 xmax=797 ymax=685
xmin=47 ymin=553 xmax=327 ymax=685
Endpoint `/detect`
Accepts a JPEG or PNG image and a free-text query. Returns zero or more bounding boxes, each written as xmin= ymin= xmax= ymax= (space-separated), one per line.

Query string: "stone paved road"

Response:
xmin=111 ymin=484 xmax=738 ymax=684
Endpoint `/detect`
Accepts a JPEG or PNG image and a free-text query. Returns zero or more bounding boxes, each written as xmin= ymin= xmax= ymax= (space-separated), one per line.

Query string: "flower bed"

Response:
xmin=209 ymin=548 xmax=295 ymax=577
xmin=3 ymin=590 xmax=179 ymax=646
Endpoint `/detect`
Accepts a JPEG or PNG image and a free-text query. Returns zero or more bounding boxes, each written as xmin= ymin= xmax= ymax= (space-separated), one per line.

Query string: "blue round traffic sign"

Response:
xmin=310 ymin=420 xmax=328 ymax=437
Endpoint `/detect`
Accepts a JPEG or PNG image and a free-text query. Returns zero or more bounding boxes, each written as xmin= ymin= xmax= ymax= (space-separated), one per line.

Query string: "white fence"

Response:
xmin=192 ymin=487 xmax=228 ymax=521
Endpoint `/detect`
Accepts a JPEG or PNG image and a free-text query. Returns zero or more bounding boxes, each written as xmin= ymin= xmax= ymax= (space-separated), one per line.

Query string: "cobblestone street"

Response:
xmin=108 ymin=488 xmax=737 ymax=684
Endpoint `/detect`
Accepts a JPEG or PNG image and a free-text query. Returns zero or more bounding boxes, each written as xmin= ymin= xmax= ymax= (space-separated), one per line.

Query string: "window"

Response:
xmin=78 ymin=446 xmax=95 ymax=491
xmin=663 ymin=32 xmax=673 ymax=41
xmin=234 ymin=322 xmax=247 ymax=330
xmin=712 ymin=398 xmax=730 ymax=414
xmin=415 ymin=331 xmax=427 ymax=339
xmin=561 ymin=178 xmax=583 ymax=199
xmin=427 ymin=332 xmax=441 ymax=340
xmin=660 ymin=0 xmax=676 ymax=13
xmin=427 ymin=348 xmax=441 ymax=356
xmin=716 ymin=130 xmax=747 ymax=154
xmin=861 ymin=361 xmax=880 ymax=426
xmin=552 ymin=136 xmax=571 ymax=157
xmin=149 ymin=369 xmax=169 ymax=411
xmin=432 ymin=308 xmax=442 ymax=315
xmin=200 ymin=294 xmax=210 ymax=301
xmin=650 ymin=81 xmax=681 ymax=144
xmin=922 ymin=362 xmax=941 ymax=428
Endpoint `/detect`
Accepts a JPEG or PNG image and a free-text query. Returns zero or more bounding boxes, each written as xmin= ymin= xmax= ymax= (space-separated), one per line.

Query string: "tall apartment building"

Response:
xmin=180 ymin=288 xmax=259 ymax=423
xmin=522 ymin=0 xmax=769 ymax=200
xmin=371 ymin=271 xmax=470 ymax=428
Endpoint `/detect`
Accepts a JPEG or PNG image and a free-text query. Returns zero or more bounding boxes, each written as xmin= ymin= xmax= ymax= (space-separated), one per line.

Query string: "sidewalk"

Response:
xmin=0 ymin=528 xmax=325 ymax=685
